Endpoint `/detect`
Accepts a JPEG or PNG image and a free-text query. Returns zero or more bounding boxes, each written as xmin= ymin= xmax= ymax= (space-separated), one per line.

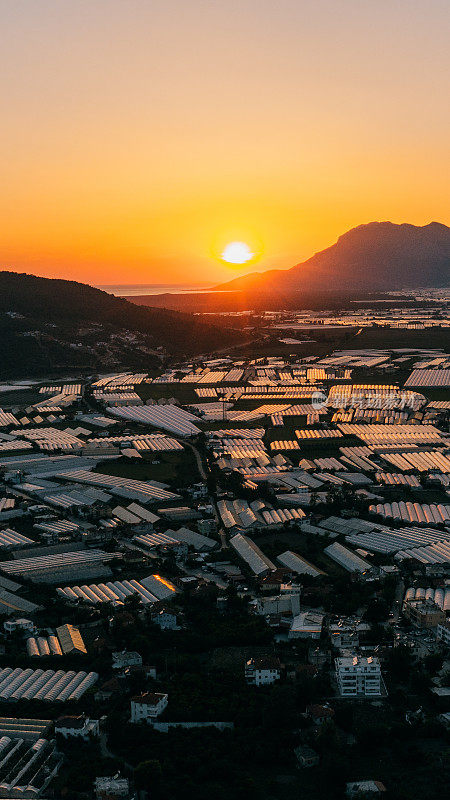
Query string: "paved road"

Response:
xmin=391 ymin=578 xmax=405 ymax=623
xmin=177 ymin=438 xmax=228 ymax=551
xmin=182 ymin=440 xmax=207 ymax=480
xmin=100 ymin=732 xmax=133 ymax=771
xmin=218 ymin=528 xmax=228 ymax=549
xmin=207 ymin=334 xmax=268 ymax=357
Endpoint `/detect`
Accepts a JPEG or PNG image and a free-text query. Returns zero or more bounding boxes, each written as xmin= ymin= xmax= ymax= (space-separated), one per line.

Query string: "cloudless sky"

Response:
xmin=1 ymin=0 xmax=449 ymax=284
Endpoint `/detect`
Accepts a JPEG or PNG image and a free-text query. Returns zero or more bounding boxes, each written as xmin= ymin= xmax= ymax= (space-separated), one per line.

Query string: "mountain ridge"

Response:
xmin=214 ymin=221 xmax=450 ymax=293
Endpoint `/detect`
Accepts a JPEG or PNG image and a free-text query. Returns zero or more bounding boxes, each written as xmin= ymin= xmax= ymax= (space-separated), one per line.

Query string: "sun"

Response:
xmin=221 ymin=241 xmax=254 ymax=264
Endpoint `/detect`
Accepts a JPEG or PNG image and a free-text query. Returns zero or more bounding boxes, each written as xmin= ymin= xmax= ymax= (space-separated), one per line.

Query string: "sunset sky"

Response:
xmin=1 ymin=0 xmax=449 ymax=286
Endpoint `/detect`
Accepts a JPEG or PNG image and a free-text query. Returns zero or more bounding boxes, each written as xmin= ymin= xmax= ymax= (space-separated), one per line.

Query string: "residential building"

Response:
xmin=245 ymin=657 xmax=281 ymax=686
xmin=335 ymin=655 xmax=383 ymax=697
xmin=259 ymin=569 xmax=295 ymax=592
xmin=130 ymin=692 xmax=168 ymax=723
xmin=329 ymin=619 xmax=370 ymax=649
xmin=112 ymin=651 xmax=142 ymax=670
xmin=188 ymin=482 xmax=208 ymax=499
xmin=151 ymin=609 xmax=180 ymax=630
xmin=94 ymin=677 xmax=122 ymax=702
xmin=438 ymin=711 xmax=450 ymax=729
xmin=308 ymin=646 xmax=330 ymax=667
xmin=294 ymin=745 xmax=320 ymax=768
xmin=4 ymin=618 xmax=35 ymax=634
xmin=251 ymin=591 xmax=300 ymax=618
xmin=403 ymin=600 xmax=446 ymax=629
xmin=197 ymin=518 xmax=217 ymax=535
xmin=346 ymin=780 xmax=386 ymax=796
xmin=55 ymin=715 xmax=100 ymax=740
xmin=437 ymin=621 xmax=450 ymax=647
xmin=95 ymin=775 xmax=130 ymax=800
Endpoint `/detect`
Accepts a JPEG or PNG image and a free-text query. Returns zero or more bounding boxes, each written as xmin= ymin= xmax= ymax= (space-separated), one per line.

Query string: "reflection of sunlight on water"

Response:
xmin=98 ymin=283 xmax=214 ymax=296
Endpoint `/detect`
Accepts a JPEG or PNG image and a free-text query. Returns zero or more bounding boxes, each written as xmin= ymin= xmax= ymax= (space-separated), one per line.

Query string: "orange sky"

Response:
xmin=1 ymin=0 xmax=449 ymax=285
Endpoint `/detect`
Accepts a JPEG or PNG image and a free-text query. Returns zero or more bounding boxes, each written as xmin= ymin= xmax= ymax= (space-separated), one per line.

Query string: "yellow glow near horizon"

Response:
xmin=0 ymin=2 xmax=449 ymax=285
xmin=221 ymin=242 xmax=254 ymax=264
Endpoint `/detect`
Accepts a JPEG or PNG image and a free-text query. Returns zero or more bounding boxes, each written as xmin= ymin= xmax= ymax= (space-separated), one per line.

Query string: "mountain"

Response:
xmin=0 ymin=271 xmax=244 ymax=378
xmin=214 ymin=222 xmax=450 ymax=294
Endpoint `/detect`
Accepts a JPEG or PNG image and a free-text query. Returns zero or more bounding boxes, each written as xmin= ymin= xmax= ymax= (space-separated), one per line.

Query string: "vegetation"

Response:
xmin=94 ymin=450 xmax=200 ymax=487
xmin=0 ymin=271 xmax=246 ymax=377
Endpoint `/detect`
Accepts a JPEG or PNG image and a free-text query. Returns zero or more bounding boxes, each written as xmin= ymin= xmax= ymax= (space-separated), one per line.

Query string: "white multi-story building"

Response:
xmin=335 ymin=655 xmax=383 ymax=697
xmin=329 ymin=620 xmax=371 ymax=650
xmin=55 ymin=715 xmax=100 ymax=740
xmin=130 ymin=692 xmax=168 ymax=723
xmin=245 ymin=657 xmax=281 ymax=686
xmin=4 ymin=618 xmax=35 ymax=634
xmin=437 ymin=621 xmax=450 ymax=647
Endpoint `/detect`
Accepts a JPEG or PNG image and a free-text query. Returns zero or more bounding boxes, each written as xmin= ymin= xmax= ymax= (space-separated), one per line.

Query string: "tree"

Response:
xmin=423 ymin=653 xmax=443 ymax=675
xmin=135 ymin=759 xmax=162 ymax=790
xmin=386 ymin=644 xmax=413 ymax=683
xmin=365 ymin=597 xmax=389 ymax=623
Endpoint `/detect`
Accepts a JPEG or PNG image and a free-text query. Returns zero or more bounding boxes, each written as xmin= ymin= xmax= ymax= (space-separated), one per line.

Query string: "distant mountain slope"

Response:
xmin=0 ymin=271 xmax=244 ymax=378
xmin=215 ymin=222 xmax=450 ymax=293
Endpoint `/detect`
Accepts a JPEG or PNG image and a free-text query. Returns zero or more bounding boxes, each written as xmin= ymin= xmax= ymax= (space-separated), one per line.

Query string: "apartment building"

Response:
xmin=335 ymin=655 xmax=383 ymax=697
xmin=437 ymin=621 xmax=450 ymax=647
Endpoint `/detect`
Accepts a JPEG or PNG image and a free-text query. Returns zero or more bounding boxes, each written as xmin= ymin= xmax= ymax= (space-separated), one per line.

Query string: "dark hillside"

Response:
xmin=0 ymin=271 xmax=245 ymax=378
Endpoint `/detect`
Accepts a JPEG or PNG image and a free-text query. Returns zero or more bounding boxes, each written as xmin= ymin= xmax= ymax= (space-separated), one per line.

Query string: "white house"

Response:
xmin=130 ymin=692 xmax=168 ymax=723
xmin=245 ymin=657 xmax=281 ymax=686
xmin=55 ymin=715 xmax=100 ymax=740
xmin=335 ymin=655 xmax=383 ymax=698
xmin=112 ymin=651 xmax=142 ymax=670
xmin=4 ymin=618 xmax=35 ymax=635
xmin=151 ymin=609 xmax=180 ymax=630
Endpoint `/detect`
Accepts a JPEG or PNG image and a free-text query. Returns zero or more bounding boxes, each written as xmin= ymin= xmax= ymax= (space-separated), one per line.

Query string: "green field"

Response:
xmin=94 ymin=449 xmax=200 ymax=488
xmin=136 ymin=382 xmax=198 ymax=405
xmin=0 ymin=388 xmax=43 ymax=408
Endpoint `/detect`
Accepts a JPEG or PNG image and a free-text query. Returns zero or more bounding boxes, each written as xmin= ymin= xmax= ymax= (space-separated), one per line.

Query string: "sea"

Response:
xmin=98 ymin=283 xmax=214 ymax=296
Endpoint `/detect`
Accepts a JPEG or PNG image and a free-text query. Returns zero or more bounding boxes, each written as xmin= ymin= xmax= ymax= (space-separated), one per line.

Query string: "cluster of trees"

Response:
xmin=0 ymin=271 xmax=245 ymax=368
xmin=108 ymin=723 xmax=294 ymax=800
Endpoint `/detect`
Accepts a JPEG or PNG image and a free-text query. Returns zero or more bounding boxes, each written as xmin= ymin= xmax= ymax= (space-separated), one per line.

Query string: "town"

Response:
xmin=3 ymin=0 xmax=449 ymax=795
xmin=0 ymin=313 xmax=448 ymax=800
